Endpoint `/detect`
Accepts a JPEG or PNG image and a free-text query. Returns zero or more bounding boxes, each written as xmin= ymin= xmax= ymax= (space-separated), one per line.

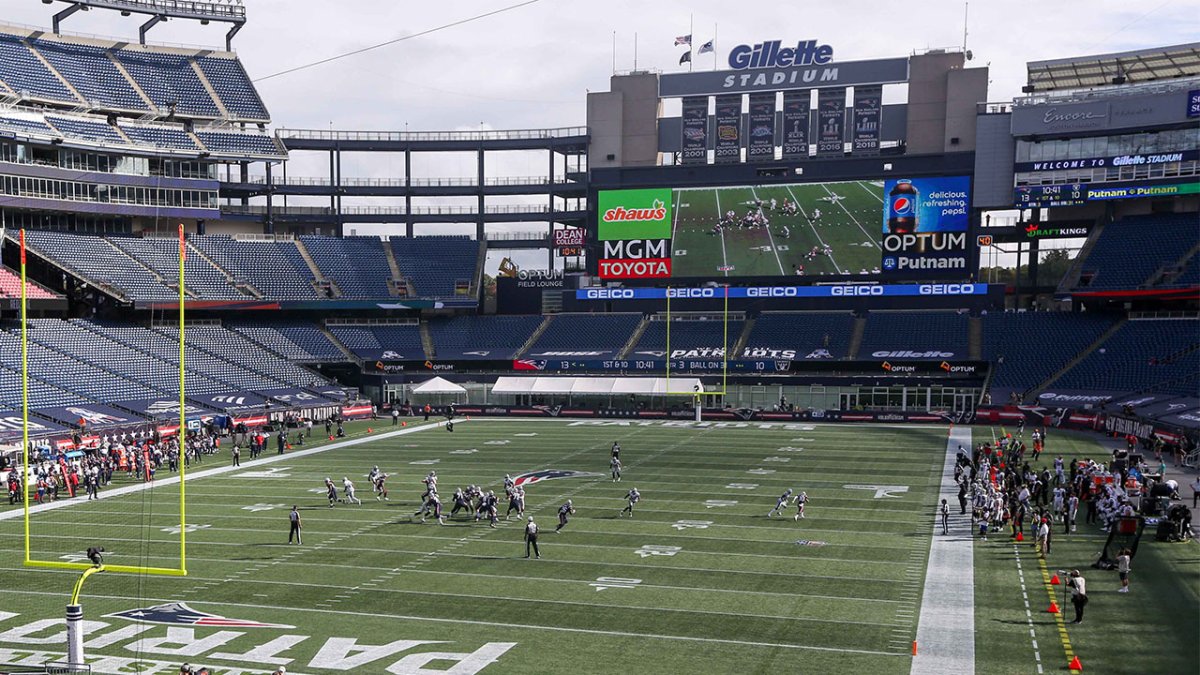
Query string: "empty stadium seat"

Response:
xmin=119 ymin=122 xmax=201 ymax=151
xmin=226 ymin=321 xmax=346 ymax=361
xmin=191 ymin=235 xmax=320 ymax=300
xmin=0 ymin=32 xmax=77 ymax=103
xmin=524 ymin=314 xmax=641 ymax=358
xmin=32 ymin=39 xmax=147 ymax=111
xmin=195 ymin=130 xmax=282 ymax=156
xmin=196 ymin=56 xmax=270 ymax=120
xmin=46 ymin=115 xmax=126 ymax=145
xmin=0 ymin=266 xmax=59 ymax=299
xmin=329 ymin=324 xmax=424 ymax=359
xmin=106 ymin=236 xmax=246 ymax=300
xmin=1076 ymin=213 xmax=1199 ymax=290
xmin=858 ymin=311 xmax=969 ymax=359
xmin=299 ymin=236 xmax=394 ymax=298
xmin=115 ymin=50 xmax=221 ymax=117
xmin=744 ymin=312 xmax=857 ymax=359
xmin=22 ymin=231 xmax=177 ymax=302
xmin=1049 ymin=319 xmax=1200 ymax=396
xmin=632 ymin=316 xmax=747 ymax=357
xmin=427 ymin=315 xmax=544 ymax=359
xmin=389 ymin=236 xmax=477 ymax=298
xmin=981 ymin=312 xmax=1115 ymax=393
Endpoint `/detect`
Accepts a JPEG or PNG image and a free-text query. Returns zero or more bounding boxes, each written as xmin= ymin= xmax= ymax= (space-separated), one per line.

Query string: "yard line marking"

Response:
xmin=750 ymin=186 xmax=786 ymax=275
xmin=911 ymin=426 xmax=974 ymax=675
xmin=714 ymin=189 xmax=729 ymax=276
xmin=7 ymin=588 xmax=905 ymax=657
xmin=858 ymin=180 xmax=885 ymax=203
xmin=821 ymin=183 xmax=878 ymax=249
xmin=784 ymin=184 xmax=842 ymax=273
xmin=1034 ymin=545 xmax=1082 ymax=673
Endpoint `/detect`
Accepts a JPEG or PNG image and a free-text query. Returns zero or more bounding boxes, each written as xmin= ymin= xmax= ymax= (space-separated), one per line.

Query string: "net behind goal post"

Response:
xmin=18 ymin=226 xmax=188 ymax=578
xmin=662 ymin=284 xmax=730 ymax=399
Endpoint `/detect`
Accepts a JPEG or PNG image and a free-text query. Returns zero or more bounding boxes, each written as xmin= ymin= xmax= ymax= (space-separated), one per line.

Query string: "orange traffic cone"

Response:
xmin=911 ymin=641 xmax=917 ymax=656
xmin=1068 ymin=656 xmax=1082 ymax=671
xmin=1015 ymin=531 xmax=1024 ymax=542
xmin=328 ymin=435 xmax=335 ymax=441
xmin=367 ymin=428 xmax=373 ymax=433
xmin=402 ymin=421 xmax=407 ymax=427
xmin=1047 ymin=601 xmax=1060 ymax=614
xmin=1050 ymin=574 xmax=1061 ymax=585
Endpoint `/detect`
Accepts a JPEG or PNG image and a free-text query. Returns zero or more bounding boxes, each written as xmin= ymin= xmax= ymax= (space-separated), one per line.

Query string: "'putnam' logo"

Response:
xmin=106 ymin=602 xmax=294 ymax=629
xmin=602 ymin=199 xmax=667 ymax=223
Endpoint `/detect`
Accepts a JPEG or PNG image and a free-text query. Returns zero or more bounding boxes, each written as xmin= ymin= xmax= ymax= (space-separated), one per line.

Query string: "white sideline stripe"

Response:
xmin=911 ymin=427 xmax=974 ymax=675
xmin=0 ymin=421 xmax=451 ymax=523
xmin=7 ymin=588 xmax=903 ymax=657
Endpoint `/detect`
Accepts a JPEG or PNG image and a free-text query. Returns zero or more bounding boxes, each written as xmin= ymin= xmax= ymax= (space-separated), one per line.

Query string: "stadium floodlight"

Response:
xmin=46 ymin=0 xmax=247 ymax=49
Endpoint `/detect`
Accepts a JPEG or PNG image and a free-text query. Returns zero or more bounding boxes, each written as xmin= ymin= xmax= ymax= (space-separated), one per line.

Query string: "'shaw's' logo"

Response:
xmin=602 ymin=199 xmax=667 ymax=223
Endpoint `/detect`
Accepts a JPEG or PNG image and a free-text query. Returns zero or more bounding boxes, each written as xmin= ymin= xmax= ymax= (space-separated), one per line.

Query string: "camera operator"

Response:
xmin=1065 ymin=569 xmax=1088 ymax=624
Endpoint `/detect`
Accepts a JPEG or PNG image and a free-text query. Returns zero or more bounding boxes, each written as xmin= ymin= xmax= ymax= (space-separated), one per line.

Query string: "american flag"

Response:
xmin=674 ymin=34 xmax=691 ymax=46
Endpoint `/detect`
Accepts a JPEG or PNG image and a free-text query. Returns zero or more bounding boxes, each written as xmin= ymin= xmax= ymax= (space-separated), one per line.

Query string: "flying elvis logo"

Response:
xmin=106 ymin=602 xmax=294 ymax=629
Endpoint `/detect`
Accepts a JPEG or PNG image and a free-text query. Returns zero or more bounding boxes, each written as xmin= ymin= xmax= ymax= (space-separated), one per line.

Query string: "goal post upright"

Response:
xmin=665 ymin=283 xmax=729 ymax=399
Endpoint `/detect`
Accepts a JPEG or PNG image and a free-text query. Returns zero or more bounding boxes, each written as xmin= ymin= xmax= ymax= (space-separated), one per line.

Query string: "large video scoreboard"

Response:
xmin=592 ymin=175 xmax=973 ymax=282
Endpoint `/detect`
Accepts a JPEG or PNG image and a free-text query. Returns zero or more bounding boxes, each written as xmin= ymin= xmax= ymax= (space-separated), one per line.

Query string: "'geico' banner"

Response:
xmin=576 ymin=283 xmax=991 ymax=300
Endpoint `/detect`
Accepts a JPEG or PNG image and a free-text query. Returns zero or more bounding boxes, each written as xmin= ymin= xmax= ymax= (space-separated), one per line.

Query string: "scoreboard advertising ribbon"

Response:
xmin=880 ymin=176 xmax=972 ymax=275
xmin=597 ymin=188 xmax=673 ymax=279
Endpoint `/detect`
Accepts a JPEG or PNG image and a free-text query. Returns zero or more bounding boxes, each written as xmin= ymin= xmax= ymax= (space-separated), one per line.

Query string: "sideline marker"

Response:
xmin=1068 ymin=655 xmax=1082 ymax=671
xmin=911 ymin=641 xmax=917 ymax=656
xmin=1015 ymin=531 xmax=1024 ymax=542
xmin=1047 ymin=601 xmax=1059 ymax=614
xmin=1050 ymin=573 xmax=1061 ymax=585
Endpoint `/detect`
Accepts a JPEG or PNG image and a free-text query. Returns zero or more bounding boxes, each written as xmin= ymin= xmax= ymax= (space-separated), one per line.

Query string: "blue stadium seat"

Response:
xmin=47 ymin=115 xmax=126 ymax=145
xmin=32 ymin=39 xmax=147 ymax=111
xmin=191 ymin=235 xmax=321 ymax=300
xmin=119 ymin=122 xmax=201 ymax=151
xmin=196 ymin=56 xmax=269 ymax=120
xmin=632 ymin=316 xmax=747 ymax=357
xmin=427 ymin=315 xmax=544 ymax=359
xmin=858 ymin=311 xmax=969 ymax=359
xmin=524 ymin=314 xmax=641 ymax=358
xmin=115 ymin=50 xmax=221 ymax=117
xmin=1076 ymin=213 xmax=1199 ymax=290
xmin=0 ymin=114 xmax=58 ymax=137
xmin=299 ymin=236 xmax=394 ymax=298
xmin=194 ymin=130 xmax=282 ymax=157
xmin=0 ymin=33 xmax=77 ymax=103
xmin=22 ymin=231 xmax=177 ymax=302
xmin=981 ymin=312 xmax=1115 ymax=392
xmin=390 ymin=236 xmax=477 ymax=298
xmin=743 ymin=312 xmax=857 ymax=359
xmin=106 ymin=236 xmax=246 ymax=300
xmin=329 ymin=324 xmax=424 ymax=359
xmin=226 ymin=321 xmax=346 ymax=362
xmin=1050 ymin=319 xmax=1200 ymax=396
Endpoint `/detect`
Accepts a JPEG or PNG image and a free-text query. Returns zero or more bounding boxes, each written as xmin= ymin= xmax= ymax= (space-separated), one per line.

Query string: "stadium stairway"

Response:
xmin=26 ymin=39 xmax=85 ymax=104
xmin=191 ymin=61 xmax=231 ymax=118
xmin=104 ymin=237 xmax=192 ymax=298
xmin=968 ymin=316 xmax=982 ymax=360
xmin=515 ymin=315 xmax=555 ymax=357
xmin=319 ymin=323 xmax=361 ymax=364
xmin=188 ymin=241 xmax=263 ymax=298
xmin=107 ymin=52 xmax=155 ymax=109
xmin=1028 ymin=317 xmax=1128 ymax=401
xmin=294 ymin=238 xmax=340 ymax=297
xmin=846 ymin=315 xmax=867 ymax=359
xmin=381 ymin=239 xmax=405 ymax=296
xmin=419 ymin=322 xmax=435 ymax=360
xmin=617 ymin=315 xmax=652 ymax=359
xmin=732 ymin=315 xmax=756 ymax=357
xmin=1057 ymin=220 xmax=1106 ymax=293
xmin=1150 ymin=241 xmax=1200 ymax=287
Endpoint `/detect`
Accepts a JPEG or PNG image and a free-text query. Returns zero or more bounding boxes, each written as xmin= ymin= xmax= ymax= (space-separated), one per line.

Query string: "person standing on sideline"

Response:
xmin=940 ymin=498 xmax=950 ymax=535
xmin=957 ymin=482 xmax=968 ymax=515
xmin=1192 ymin=476 xmax=1200 ymax=508
xmin=1116 ymin=548 xmax=1131 ymax=593
xmin=524 ymin=516 xmax=540 ymax=558
xmin=392 ymin=407 xmax=400 ymax=426
xmin=1067 ymin=570 xmax=1088 ymax=623
xmin=288 ymin=506 xmax=302 ymax=545
xmin=231 ymin=445 xmax=240 ymax=467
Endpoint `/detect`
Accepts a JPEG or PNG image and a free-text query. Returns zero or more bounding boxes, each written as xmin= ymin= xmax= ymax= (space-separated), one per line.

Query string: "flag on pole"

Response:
xmin=698 ymin=39 xmax=714 ymax=54
xmin=178 ymin=223 xmax=186 ymax=260
xmin=19 ymin=228 xmax=25 ymax=266
xmin=679 ymin=51 xmax=692 ymax=65
xmin=674 ymin=34 xmax=691 ymax=46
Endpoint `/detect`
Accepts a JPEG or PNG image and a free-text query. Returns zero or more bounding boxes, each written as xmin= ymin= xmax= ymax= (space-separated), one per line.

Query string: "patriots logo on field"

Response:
xmin=106 ymin=602 xmax=294 ymax=629
xmin=513 ymin=469 xmax=602 ymax=487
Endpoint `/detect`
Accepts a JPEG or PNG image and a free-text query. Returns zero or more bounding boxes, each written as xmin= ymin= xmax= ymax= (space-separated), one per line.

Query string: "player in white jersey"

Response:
xmin=768 ymin=489 xmax=793 ymax=517
xmin=611 ymin=457 xmax=622 ymax=482
xmin=793 ymin=491 xmax=809 ymax=520
xmin=342 ymin=477 xmax=361 ymax=505
xmin=620 ymin=488 xmax=640 ymax=517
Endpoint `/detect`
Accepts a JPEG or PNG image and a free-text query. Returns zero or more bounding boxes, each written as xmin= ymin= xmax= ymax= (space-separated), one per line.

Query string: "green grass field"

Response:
xmin=671 ymin=180 xmax=885 ymax=278
xmin=1 ymin=420 xmax=1196 ymax=674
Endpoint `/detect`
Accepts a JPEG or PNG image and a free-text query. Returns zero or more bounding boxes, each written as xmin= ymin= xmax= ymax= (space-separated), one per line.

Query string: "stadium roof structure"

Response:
xmin=45 ymin=0 xmax=246 ymax=49
xmin=1025 ymin=42 xmax=1200 ymax=92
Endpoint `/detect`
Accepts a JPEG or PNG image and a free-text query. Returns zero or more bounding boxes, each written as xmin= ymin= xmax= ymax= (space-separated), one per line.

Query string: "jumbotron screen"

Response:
xmin=595 ymin=176 xmax=971 ymax=280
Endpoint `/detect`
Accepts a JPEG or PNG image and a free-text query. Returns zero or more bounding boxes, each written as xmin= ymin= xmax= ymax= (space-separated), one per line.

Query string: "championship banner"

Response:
xmin=781 ymin=90 xmax=810 ymax=160
xmin=852 ymin=85 xmax=882 ymax=155
xmin=816 ymin=88 xmax=846 ymax=156
xmin=746 ymin=92 xmax=776 ymax=160
xmin=714 ymin=94 xmax=742 ymax=164
xmin=680 ymin=96 xmax=709 ymax=165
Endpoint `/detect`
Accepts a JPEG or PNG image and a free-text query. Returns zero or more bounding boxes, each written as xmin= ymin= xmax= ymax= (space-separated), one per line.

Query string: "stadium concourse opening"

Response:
xmin=0 ymin=0 xmax=1196 ymax=672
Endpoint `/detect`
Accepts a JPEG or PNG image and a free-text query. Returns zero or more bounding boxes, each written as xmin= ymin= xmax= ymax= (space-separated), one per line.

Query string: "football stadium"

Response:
xmin=0 ymin=1 xmax=1197 ymax=673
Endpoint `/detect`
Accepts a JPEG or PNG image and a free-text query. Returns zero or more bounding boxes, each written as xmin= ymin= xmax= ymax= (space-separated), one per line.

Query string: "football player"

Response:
xmin=342 ymin=477 xmax=361 ymax=505
xmin=610 ymin=457 xmax=622 ymax=482
xmin=620 ymin=487 xmax=640 ymax=517
xmin=506 ymin=485 xmax=526 ymax=520
xmin=324 ymin=477 xmax=337 ymax=508
xmin=767 ymin=488 xmax=793 ymax=518
xmin=555 ymin=499 xmax=575 ymax=532
xmin=793 ymin=491 xmax=809 ymax=521
xmin=373 ymin=472 xmax=389 ymax=501
xmin=450 ymin=487 xmax=471 ymax=518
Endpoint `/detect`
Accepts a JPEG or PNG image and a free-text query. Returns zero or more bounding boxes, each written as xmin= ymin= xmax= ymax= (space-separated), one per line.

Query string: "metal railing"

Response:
xmin=1014 ymin=76 xmax=1200 ymax=107
xmin=242 ymin=175 xmax=573 ymax=188
xmin=483 ymin=231 xmax=549 ymax=241
xmin=80 ymin=0 xmax=247 ymax=19
xmin=222 ymin=204 xmax=582 ymax=216
xmin=276 ymin=126 xmax=588 ymax=143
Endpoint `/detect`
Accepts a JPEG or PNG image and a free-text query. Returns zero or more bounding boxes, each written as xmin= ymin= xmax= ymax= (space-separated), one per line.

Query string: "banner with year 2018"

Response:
xmin=680 ymin=96 xmax=709 ymax=165
xmin=852 ymin=85 xmax=882 ymax=154
xmin=816 ymin=88 xmax=846 ymax=156
xmin=781 ymin=90 xmax=810 ymax=160
xmin=714 ymin=94 xmax=742 ymax=164
xmin=746 ymin=92 xmax=776 ymax=160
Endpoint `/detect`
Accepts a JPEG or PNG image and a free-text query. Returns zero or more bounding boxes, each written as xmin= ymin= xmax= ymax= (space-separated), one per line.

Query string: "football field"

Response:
xmin=671 ymin=180 xmax=886 ymax=278
xmin=1 ymin=420 xmax=1195 ymax=674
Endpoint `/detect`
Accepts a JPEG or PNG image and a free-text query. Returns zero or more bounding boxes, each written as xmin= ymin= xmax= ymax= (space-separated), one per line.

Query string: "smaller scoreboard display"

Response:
xmin=1014 ymin=179 xmax=1200 ymax=208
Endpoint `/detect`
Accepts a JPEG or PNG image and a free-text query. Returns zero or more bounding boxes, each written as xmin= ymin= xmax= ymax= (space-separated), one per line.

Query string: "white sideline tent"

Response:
xmin=412 ymin=376 xmax=467 ymax=395
xmin=492 ymin=376 xmax=703 ymax=396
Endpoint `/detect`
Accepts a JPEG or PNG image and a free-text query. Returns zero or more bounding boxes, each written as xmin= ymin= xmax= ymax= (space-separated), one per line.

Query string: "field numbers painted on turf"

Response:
xmin=589 ymin=577 xmax=642 ymax=591
xmin=485 ymin=440 xmax=510 ymax=445
xmin=672 ymin=520 xmax=713 ymax=530
xmin=634 ymin=545 xmax=682 ymax=558
xmin=762 ymin=457 xmax=790 ymax=463
xmin=790 ymin=437 xmax=815 ymax=442
xmin=59 ymin=553 xmax=93 ymax=564
xmin=235 ymin=467 xmax=291 ymax=479
xmin=725 ymin=483 xmax=758 ymax=490
xmin=307 ymin=488 xmax=326 ymax=493
xmin=410 ymin=459 xmax=440 ymax=465
xmin=775 ymin=447 xmax=805 ymax=453
xmin=704 ymin=499 xmax=738 ymax=508
xmin=843 ymin=484 xmax=910 ymax=499
xmin=449 ymin=449 xmax=478 ymax=455
xmin=161 ymin=524 xmax=209 ymax=535
xmin=513 ymin=433 xmax=538 ymax=437
xmin=674 ymin=249 xmax=688 ymax=256
xmin=747 ymin=468 xmax=776 ymax=475
xmin=242 ymin=503 xmax=286 ymax=512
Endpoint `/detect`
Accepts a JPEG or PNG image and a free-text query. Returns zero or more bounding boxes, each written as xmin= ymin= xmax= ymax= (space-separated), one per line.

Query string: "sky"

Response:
xmin=2 ymin=0 xmax=1197 ymax=269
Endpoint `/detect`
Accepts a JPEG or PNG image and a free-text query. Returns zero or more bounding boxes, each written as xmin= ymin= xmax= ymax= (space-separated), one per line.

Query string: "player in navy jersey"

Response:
xmin=324 ymin=477 xmax=337 ymax=508
xmin=767 ymin=489 xmax=793 ymax=518
xmin=506 ymin=485 xmax=526 ymax=520
xmin=556 ymin=499 xmax=575 ymax=532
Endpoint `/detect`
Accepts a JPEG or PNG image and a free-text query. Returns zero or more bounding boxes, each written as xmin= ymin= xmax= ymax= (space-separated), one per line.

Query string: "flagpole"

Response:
xmin=612 ymin=31 xmax=617 ymax=75
xmin=633 ymin=32 xmax=638 ymax=71
xmin=689 ymin=14 xmax=694 ymax=72
xmin=713 ymin=24 xmax=718 ymax=71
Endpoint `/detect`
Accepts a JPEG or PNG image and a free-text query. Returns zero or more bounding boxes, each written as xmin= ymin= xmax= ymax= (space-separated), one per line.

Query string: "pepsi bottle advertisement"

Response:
xmin=879 ymin=176 xmax=972 ymax=277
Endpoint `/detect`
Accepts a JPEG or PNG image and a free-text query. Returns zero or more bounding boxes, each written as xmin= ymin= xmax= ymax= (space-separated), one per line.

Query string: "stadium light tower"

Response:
xmin=45 ymin=0 xmax=247 ymax=50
